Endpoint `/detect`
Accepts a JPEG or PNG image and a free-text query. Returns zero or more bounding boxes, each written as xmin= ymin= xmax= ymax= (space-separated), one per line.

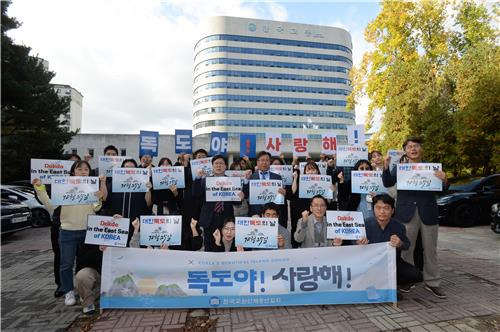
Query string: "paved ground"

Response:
xmin=1 ymin=225 xmax=499 ymax=332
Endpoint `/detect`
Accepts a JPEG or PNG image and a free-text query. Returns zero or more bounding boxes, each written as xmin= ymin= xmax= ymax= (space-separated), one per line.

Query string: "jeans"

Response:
xmin=59 ymin=229 xmax=86 ymax=293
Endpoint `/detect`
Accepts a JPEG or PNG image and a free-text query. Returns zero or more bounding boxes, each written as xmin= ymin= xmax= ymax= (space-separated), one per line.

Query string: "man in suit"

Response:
xmin=243 ymin=151 xmax=288 ymax=227
xmin=382 ymin=136 xmax=448 ymax=299
xmin=193 ymin=155 xmax=243 ymax=251
xmin=294 ymin=195 xmax=333 ymax=248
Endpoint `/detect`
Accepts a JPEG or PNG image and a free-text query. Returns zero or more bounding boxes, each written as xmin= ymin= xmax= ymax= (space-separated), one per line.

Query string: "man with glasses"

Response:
xmin=382 ymin=137 xmax=448 ymax=299
xmin=244 ymin=151 xmax=288 ymax=227
xmin=294 ymin=195 xmax=334 ymax=248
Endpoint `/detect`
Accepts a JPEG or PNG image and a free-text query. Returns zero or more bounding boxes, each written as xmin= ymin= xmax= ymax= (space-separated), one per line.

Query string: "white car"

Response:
xmin=1 ymin=185 xmax=52 ymax=227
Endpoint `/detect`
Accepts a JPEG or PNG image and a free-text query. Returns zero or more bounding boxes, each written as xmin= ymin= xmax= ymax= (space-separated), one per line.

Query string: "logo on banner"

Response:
xmin=139 ymin=130 xmax=159 ymax=157
xmin=210 ymin=132 xmax=228 ymax=156
xmin=175 ymin=130 xmax=192 ymax=154
xmin=265 ymin=134 xmax=282 ymax=156
xmin=240 ymin=134 xmax=256 ymax=158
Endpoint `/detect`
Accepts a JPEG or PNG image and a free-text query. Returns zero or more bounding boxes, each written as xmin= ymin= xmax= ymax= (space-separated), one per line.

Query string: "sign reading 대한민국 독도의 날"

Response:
xmin=235 ymin=217 xmax=278 ymax=249
xmin=51 ymin=176 xmax=99 ymax=206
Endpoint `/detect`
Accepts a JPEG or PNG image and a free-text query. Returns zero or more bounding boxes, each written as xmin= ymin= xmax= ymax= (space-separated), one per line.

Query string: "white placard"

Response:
xmin=396 ymin=163 xmax=443 ymax=191
xmin=347 ymin=125 xmax=365 ymax=146
xmin=140 ymin=215 xmax=182 ymax=246
xmin=112 ymin=168 xmax=150 ymax=193
xmin=321 ymin=133 xmax=337 ymax=155
xmin=249 ymin=180 xmax=284 ymax=205
xmin=298 ymin=175 xmax=333 ymax=199
xmin=51 ymin=176 xmax=99 ymax=205
xmin=269 ymin=165 xmax=293 ymax=186
xmin=351 ymin=171 xmax=388 ymax=194
xmin=299 ymin=162 xmax=328 ymax=175
xmin=85 ymin=215 xmax=129 ymax=247
xmin=30 ymin=158 xmax=74 ymax=184
xmin=326 ymin=211 xmax=366 ymax=240
xmin=336 ymin=145 xmax=369 ymax=167
xmin=292 ymin=134 xmax=309 ymax=157
xmin=152 ymin=166 xmax=185 ymax=189
xmin=265 ymin=133 xmax=283 ymax=157
xmin=235 ymin=217 xmax=278 ymax=249
xmin=190 ymin=157 xmax=213 ymax=180
xmin=205 ymin=177 xmax=242 ymax=202
xmin=98 ymin=156 xmax=128 ymax=177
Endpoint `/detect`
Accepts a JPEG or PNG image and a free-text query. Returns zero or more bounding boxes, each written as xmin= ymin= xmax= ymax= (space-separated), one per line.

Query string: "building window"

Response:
xmin=121 ymin=149 xmax=127 ymax=156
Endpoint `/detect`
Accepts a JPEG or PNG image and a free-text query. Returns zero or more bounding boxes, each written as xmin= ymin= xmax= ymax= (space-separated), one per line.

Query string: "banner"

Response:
xmin=235 ymin=217 xmax=278 ymax=249
xmin=240 ymin=134 xmax=256 ymax=158
xmin=347 ymin=125 xmax=365 ymax=146
xmin=269 ymin=165 xmax=293 ymax=186
xmin=210 ymin=132 xmax=228 ymax=157
xmin=30 ymin=158 xmax=74 ymax=184
xmin=249 ymin=180 xmax=284 ymax=205
xmin=140 ymin=215 xmax=182 ymax=246
xmin=292 ymin=134 xmax=308 ymax=157
xmin=336 ymin=145 xmax=369 ymax=167
xmin=388 ymin=150 xmax=404 ymax=171
xmin=298 ymin=175 xmax=333 ymax=199
xmin=51 ymin=176 xmax=99 ymax=205
xmin=112 ymin=168 xmax=150 ymax=193
xmin=321 ymin=133 xmax=337 ymax=155
xmin=351 ymin=171 xmax=387 ymax=194
xmin=326 ymin=211 xmax=366 ymax=240
xmin=85 ymin=215 xmax=130 ymax=247
xmin=299 ymin=162 xmax=327 ymax=175
xmin=98 ymin=156 xmax=128 ymax=177
xmin=100 ymin=243 xmax=396 ymax=308
xmin=265 ymin=134 xmax=282 ymax=157
xmin=152 ymin=166 xmax=185 ymax=189
xmin=190 ymin=157 xmax=213 ymax=180
xmin=139 ymin=130 xmax=159 ymax=157
xmin=396 ymin=163 xmax=443 ymax=191
xmin=205 ymin=177 xmax=242 ymax=202
xmin=175 ymin=130 xmax=192 ymax=154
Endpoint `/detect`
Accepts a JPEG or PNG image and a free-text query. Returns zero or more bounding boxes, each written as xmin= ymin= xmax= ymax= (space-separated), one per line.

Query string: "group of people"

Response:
xmin=32 ymin=136 xmax=448 ymax=314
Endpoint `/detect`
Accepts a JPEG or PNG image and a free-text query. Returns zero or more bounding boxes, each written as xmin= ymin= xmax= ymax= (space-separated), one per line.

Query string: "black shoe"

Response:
xmin=399 ymin=283 xmax=415 ymax=293
xmin=54 ymin=288 xmax=65 ymax=298
xmin=425 ymin=285 xmax=446 ymax=299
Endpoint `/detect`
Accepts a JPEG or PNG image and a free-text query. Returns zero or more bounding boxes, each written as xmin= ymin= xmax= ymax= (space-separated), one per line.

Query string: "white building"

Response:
xmin=193 ymin=16 xmax=355 ymax=140
xmin=53 ymin=83 xmax=83 ymax=132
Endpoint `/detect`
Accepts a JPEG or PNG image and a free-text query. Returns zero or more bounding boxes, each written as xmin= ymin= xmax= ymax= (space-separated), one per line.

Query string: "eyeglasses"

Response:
xmin=222 ymin=227 xmax=235 ymax=231
xmin=406 ymin=144 xmax=421 ymax=149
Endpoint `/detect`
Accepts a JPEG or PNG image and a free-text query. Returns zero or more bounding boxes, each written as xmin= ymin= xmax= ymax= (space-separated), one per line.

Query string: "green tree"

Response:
xmin=1 ymin=1 xmax=76 ymax=182
xmin=350 ymin=0 xmax=498 ymax=176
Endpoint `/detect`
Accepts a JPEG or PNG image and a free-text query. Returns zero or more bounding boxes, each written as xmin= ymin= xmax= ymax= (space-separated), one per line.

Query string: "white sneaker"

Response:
xmin=64 ymin=290 xmax=76 ymax=306
xmin=83 ymin=303 xmax=95 ymax=314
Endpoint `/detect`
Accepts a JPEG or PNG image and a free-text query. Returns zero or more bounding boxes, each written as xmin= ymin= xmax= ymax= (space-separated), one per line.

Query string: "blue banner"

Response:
xmin=175 ymin=130 xmax=192 ymax=154
xmin=139 ymin=130 xmax=159 ymax=157
xmin=240 ymin=134 xmax=256 ymax=158
xmin=100 ymin=243 xmax=396 ymax=308
xmin=210 ymin=132 xmax=228 ymax=157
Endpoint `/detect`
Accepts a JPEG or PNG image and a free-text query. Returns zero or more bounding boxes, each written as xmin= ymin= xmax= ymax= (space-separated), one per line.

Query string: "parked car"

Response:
xmin=491 ymin=203 xmax=500 ymax=234
xmin=437 ymin=174 xmax=500 ymax=227
xmin=1 ymin=198 xmax=32 ymax=237
xmin=1 ymin=185 xmax=52 ymax=227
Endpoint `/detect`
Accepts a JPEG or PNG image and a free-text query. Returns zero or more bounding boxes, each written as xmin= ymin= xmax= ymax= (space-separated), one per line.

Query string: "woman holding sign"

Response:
xmin=337 ymin=159 xmax=375 ymax=220
xmin=290 ymin=160 xmax=321 ymax=248
xmin=210 ymin=218 xmax=244 ymax=252
xmin=192 ymin=155 xmax=243 ymax=251
xmin=33 ymin=160 xmax=107 ymax=307
xmin=109 ymin=159 xmax=153 ymax=245
xmin=152 ymin=157 xmax=181 ymax=215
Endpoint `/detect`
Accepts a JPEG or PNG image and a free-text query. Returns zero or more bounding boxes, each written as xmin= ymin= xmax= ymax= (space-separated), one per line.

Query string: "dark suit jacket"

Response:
xmin=382 ymin=165 xmax=448 ymax=225
xmin=192 ymin=176 xmax=235 ymax=229
xmin=243 ymin=170 xmax=288 ymax=226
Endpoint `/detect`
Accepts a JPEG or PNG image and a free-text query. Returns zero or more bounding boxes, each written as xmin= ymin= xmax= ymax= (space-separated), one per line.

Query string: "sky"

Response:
xmin=8 ymin=0 xmax=380 ymax=134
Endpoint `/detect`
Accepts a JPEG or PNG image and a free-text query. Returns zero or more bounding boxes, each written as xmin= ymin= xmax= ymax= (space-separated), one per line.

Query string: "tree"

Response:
xmin=1 ymin=1 xmax=76 ymax=182
xmin=350 ymin=0 xmax=499 ymax=176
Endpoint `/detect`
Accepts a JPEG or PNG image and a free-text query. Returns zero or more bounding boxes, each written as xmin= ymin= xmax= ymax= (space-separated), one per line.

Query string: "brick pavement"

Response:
xmin=2 ymin=227 xmax=499 ymax=332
